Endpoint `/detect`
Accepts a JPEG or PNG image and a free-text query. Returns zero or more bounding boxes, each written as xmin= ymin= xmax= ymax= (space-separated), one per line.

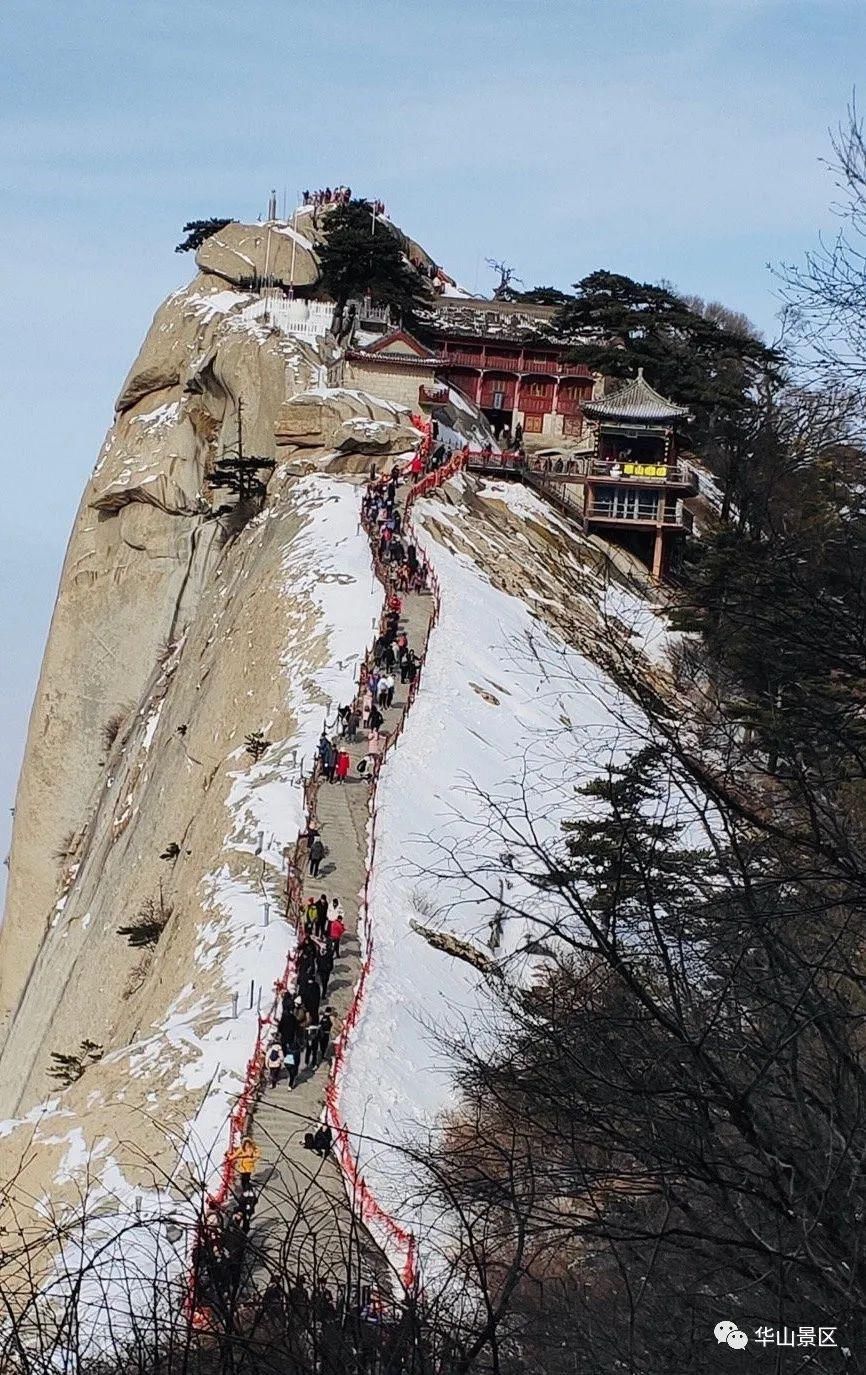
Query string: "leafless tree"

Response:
xmin=779 ymin=98 xmax=866 ymax=390
xmin=400 ymin=569 xmax=866 ymax=1372
xmin=0 ymin=1106 xmax=504 ymax=1375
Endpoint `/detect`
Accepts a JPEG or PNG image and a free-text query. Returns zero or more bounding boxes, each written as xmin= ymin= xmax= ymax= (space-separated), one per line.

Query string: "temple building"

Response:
xmin=564 ymin=369 xmax=697 ymax=578
xmin=431 ymin=299 xmax=599 ymax=442
xmin=343 ymin=327 xmax=445 ymax=411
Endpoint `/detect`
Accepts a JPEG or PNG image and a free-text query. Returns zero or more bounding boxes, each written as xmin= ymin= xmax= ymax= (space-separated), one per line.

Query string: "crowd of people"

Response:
xmin=195 ymin=452 xmax=431 ymax=1325
xmin=265 ymin=889 xmax=347 ymax=1095
xmin=302 ymin=185 xmax=351 ymax=207
xmin=362 ymin=462 xmax=429 ymax=595
xmin=300 ymin=188 xmax=390 ymax=219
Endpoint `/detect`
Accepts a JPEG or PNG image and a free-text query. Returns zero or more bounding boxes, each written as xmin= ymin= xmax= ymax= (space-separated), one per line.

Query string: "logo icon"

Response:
xmin=715 ymin=1321 xmax=749 ymax=1349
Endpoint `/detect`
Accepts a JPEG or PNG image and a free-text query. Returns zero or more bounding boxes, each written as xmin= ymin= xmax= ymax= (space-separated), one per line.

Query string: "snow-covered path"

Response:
xmin=235 ymin=482 xmax=436 ymax=1294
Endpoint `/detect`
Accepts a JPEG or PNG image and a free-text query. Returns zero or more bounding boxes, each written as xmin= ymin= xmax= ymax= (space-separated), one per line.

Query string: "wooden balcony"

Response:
xmin=521 ymin=357 xmax=559 ymax=374
xmin=446 ymin=352 xmax=483 ymax=369
xmin=558 ymin=361 xmax=592 ymax=379
xmin=586 ymin=460 xmax=698 ymax=492
xmin=440 ymin=349 xmax=594 ymax=378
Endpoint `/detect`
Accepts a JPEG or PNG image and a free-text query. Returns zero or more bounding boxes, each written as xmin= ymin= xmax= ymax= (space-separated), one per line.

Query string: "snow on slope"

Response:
xmin=337 ymin=484 xmax=667 ymax=1266
xmin=3 ymin=476 xmax=382 ymax=1351
xmin=113 ymin=476 xmax=382 ymax=1198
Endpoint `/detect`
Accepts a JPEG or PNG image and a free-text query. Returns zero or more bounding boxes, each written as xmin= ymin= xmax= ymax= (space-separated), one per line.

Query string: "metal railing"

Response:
xmin=243 ymin=296 xmax=335 ymax=342
xmin=348 ymin=298 xmax=392 ymax=324
xmin=587 ymin=501 xmax=685 ymax=525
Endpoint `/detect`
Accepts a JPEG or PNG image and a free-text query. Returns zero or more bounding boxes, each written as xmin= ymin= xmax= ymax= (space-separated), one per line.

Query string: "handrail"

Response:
xmin=187 ymin=425 xmax=442 ymax=1320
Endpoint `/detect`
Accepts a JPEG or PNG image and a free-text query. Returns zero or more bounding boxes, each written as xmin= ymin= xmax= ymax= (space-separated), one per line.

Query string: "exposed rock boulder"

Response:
xmin=115 ymin=276 xmax=253 ymax=413
xmin=275 ymin=390 xmax=420 ymax=455
xmin=0 ymin=283 xmax=325 ymax=1051
xmin=91 ymin=389 xmax=205 ymax=515
xmin=196 ymin=221 xmax=319 ymax=289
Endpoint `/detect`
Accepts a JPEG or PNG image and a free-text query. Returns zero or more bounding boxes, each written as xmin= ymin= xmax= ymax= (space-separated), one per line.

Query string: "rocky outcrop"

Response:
xmin=409 ymin=921 xmax=502 ymax=978
xmin=275 ymin=390 xmax=420 ymax=455
xmin=0 ymin=281 xmax=324 ymax=1051
xmin=196 ymin=221 xmax=319 ymax=289
xmin=115 ymin=276 xmax=250 ymax=413
xmin=0 ymin=228 xmax=504 ymax=1310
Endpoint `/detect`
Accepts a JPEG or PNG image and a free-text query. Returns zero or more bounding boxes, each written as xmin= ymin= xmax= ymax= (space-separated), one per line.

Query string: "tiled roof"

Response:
xmin=582 ymin=369 xmax=690 ymax=424
xmin=431 ymin=300 xmax=556 ymax=342
xmin=345 ymin=348 xmax=439 ymax=368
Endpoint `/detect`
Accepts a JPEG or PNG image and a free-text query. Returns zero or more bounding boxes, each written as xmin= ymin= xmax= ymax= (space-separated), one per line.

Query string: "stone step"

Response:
xmin=240 ymin=492 xmax=436 ymax=1287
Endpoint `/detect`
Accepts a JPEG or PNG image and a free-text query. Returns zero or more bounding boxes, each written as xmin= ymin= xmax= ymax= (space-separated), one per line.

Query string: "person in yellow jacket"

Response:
xmin=228 ymin=1136 xmax=260 ymax=1191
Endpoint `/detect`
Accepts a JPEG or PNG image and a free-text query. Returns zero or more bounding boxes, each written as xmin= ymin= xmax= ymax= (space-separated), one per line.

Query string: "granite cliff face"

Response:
xmin=0 ymin=243 xmax=426 ymax=1247
xmin=0 ymin=222 xmax=670 ymax=1334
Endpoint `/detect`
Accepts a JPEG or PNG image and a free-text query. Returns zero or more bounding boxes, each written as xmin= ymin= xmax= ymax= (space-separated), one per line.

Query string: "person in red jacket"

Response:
xmin=335 ymin=750 xmax=350 ymax=783
xmin=328 ymin=912 xmax=346 ymax=957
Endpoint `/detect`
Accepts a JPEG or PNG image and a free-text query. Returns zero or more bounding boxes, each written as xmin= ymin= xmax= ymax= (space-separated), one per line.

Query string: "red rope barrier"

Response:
xmin=188 ymin=434 xmax=457 ymax=1314
xmin=322 ymin=443 xmax=459 ymax=1290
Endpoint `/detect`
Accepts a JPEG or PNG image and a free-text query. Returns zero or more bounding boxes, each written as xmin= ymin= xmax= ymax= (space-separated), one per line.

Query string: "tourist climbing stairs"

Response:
xmin=234 ymin=458 xmax=438 ymax=1297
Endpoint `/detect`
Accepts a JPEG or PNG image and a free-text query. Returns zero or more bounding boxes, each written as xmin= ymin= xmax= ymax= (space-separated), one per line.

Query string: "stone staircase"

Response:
xmin=242 ymin=516 xmax=436 ymax=1293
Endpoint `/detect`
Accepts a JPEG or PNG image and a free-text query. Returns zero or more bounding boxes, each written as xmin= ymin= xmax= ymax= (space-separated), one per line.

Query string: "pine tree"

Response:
xmin=316 ymin=199 xmax=432 ymax=330
xmin=553 ymin=270 xmax=782 ymax=444
xmin=244 ymin=730 xmax=270 ymax=762
xmin=672 ymin=461 xmax=866 ymax=778
xmin=48 ymin=1040 xmax=104 ymax=1086
xmin=511 ymin=285 xmax=574 ymax=306
xmin=175 ymin=217 xmax=235 ymax=253
xmin=207 ymin=455 xmax=275 ymax=503
xmin=554 ymin=746 xmax=709 ymax=938
xmin=206 ymin=400 xmax=275 ymax=506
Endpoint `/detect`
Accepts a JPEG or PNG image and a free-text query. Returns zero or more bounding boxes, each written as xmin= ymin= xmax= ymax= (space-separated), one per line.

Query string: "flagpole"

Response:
xmin=289 ymin=205 xmax=298 ymax=298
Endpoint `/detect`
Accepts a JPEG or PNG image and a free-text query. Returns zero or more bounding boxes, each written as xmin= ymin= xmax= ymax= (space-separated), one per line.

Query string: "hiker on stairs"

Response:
xmin=305 ymin=896 xmax=318 ymax=935
xmin=308 ymin=836 xmax=325 ymax=877
xmin=228 ymin=1135 xmax=260 ymax=1191
xmin=300 ymin=968 xmax=322 ymax=1019
xmin=266 ymin=1035 xmax=283 ymax=1088
xmin=361 ymin=688 xmax=373 ymax=730
xmin=317 ymin=940 xmax=335 ymax=996
xmin=325 ymin=738 xmax=339 ymax=783
xmin=329 ymin=909 xmax=346 ymax=956
xmin=283 ymin=1042 xmax=299 ymax=1090
xmin=278 ymin=993 xmax=300 ymax=1053
xmin=318 ymin=1007 xmax=334 ymax=1063
xmin=304 ymin=1014 xmax=321 ymax=1069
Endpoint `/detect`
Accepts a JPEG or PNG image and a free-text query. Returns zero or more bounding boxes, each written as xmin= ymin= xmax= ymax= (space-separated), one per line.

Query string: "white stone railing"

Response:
xmin=242 ymin=295 xmax=336 ymax=342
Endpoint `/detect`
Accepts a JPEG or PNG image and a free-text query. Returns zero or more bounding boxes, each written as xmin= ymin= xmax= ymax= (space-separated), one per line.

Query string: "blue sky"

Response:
xmin=2 ymin=0 xmax=864 ymax=881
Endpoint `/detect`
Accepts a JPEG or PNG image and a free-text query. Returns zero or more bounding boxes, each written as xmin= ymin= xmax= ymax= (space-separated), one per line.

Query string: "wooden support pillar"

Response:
xmin=652 ymin=527 xmax=665 ymax=579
